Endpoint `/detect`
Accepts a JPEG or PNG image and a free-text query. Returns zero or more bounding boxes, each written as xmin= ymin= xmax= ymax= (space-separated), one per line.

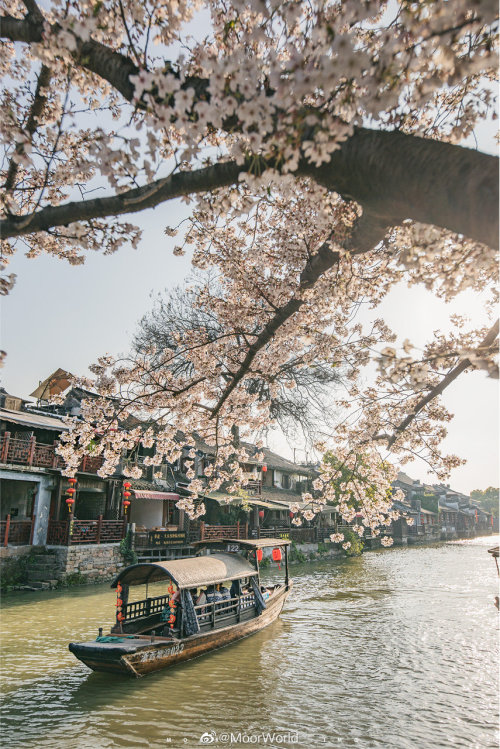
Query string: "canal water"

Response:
xmin=1 ymin=537 xmax=498 ymax=749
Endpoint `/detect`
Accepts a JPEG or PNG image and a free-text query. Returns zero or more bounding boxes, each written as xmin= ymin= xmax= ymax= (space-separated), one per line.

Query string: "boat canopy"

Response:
xmin=193 ymin=537 xmax=291 ymax=549
xmin=111 ymin=552 xmax=257 ymax=590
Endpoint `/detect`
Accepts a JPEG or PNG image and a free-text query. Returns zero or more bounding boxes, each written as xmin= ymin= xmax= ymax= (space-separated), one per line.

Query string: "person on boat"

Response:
xmin=219 ymin=583 xmax=231 ymax=609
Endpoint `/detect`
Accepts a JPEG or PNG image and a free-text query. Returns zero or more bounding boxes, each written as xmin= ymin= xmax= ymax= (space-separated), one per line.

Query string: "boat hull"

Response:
xmin=69 ymin=583 xmax=291 ymax=677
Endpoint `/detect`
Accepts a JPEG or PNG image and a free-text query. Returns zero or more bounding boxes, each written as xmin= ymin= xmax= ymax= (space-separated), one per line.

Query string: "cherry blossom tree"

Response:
xmin=1 ymin=0 xmax=498 ymax=538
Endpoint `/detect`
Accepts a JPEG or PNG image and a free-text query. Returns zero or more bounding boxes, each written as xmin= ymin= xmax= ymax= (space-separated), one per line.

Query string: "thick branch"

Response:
xmin=385 ymin=319 xmax=499 ymax=448
xmin=0 ymin=161 xmax=242 ymax=236
xmin=1 ymin=15 xmax=498 ymax=247
xmin=4 ymin=63 xmax=52 ymax=192
xmin=0 ymin=14 xmax=138 ymax=101
xmin=1 ymin=129 xmax=497 ymax=249
xmin=210 ymin=213 xmax=388 ymax=419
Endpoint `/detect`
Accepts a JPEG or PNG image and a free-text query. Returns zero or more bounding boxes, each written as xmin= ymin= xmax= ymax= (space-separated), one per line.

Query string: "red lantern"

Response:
xmin=65 ymin=497 xmax=75 ymax=508
xmin=258 ymin=510 xmax=265 ymax=520
xmin=123 ymin=481 xmax=131 ymax=489
xmin=66 ymin=487 xmax=76 ymax=495
xmin=256 ymin=548 xmax=263 ymax=562
xmin=261 ymin=465 xmax=267 ymax=472
xmin=68 ymin=477 xmax=77 ymax=485
xmin=123 ymin=500 xmax=131 ymax=510
xmin=289 ymin=511 xmax=294 ymax=519
xmin=272 ymin=547 xmax=282 ymax=569
xmin=123 ymin=491 xmax=131 ymax=499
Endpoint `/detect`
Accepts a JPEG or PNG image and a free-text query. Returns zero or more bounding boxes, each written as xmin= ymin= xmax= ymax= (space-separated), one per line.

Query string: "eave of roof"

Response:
xmin=0 ymin=408 xmax=68 ymax=431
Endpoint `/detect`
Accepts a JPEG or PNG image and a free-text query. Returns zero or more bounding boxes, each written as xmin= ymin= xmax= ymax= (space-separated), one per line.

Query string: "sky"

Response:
xmin=1 ymin=21 xmax=498 ymax=497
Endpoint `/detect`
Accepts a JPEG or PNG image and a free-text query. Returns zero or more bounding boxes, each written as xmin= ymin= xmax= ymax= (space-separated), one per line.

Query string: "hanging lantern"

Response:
xmin=123 ymin=481 xmax=131 ymax=489
xmin=123 ymin=500 xmax=131 ymax=510
xmin=123 ymin=491 xmax=131 ymax=499
xmin=261 ymin=465 xmax=267 ymax=473
xmin=256 ymin=548 xmax=263 ymax=562
xmin=65 ymin=496 xmax=75 ymax=510
xmin=68 ymin=477 xmax=77 ymax=485
xmin=258 ymin=510 xmax=265 ymax=520
xmin=289 ymin=511 xmax=294 ymax=519
xmin=272 ymin=547 xmax=282 ymax=569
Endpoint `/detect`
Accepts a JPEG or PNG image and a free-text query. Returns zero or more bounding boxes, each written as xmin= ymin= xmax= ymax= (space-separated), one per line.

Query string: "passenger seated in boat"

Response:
xmin=205 ymin=585 xmax=217 ymax=604
xmin=260 ymin=585 xmax=270 ymax=601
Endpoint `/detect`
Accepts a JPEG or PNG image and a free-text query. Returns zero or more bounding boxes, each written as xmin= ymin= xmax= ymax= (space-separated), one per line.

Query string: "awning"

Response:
xmin=0 ymin=408 xmax=68 ymax=432
xmin=132 ymin=491 xmax=180 ymax=501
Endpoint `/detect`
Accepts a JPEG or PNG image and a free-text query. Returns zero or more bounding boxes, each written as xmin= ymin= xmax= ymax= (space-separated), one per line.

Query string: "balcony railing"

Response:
xmin=0 ymin=432 xmax=103 ymax=473
xmin=200 ymin=521 xmax=248 ymax=541
xmin=1 ymin=516 xmax=34 ymax=546
xmin=46 ymin=517 xmax=126 ymax=545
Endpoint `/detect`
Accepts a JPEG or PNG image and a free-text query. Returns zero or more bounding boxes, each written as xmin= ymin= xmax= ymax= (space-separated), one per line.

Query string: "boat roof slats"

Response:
xmin=111 ymin=552 xmax=256 ymax=589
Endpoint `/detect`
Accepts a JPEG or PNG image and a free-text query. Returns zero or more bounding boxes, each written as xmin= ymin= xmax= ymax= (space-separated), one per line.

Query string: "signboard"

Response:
xmin=148 ymin=531 xmax=186 ymax=547
xmin=226 ymin=543 xmax=240 ymax=553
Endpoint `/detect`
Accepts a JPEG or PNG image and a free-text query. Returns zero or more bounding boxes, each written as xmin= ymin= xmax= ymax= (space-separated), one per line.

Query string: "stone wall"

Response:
xmin=0 ymin=545 xmax=33 ymax=590
xmin=48 ymin=543 xmax=125 ymax=584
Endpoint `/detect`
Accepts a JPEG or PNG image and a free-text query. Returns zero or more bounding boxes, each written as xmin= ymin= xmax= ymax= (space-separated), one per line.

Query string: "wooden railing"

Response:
xmin=1 ymin=516 xmax=33 ymax=546
xmin=124 ymin=593 xmax=171 ymax=621
xmin=194 ymin=593 xmax=256 ymax=627
xmin=0 ymin=432 xmax=103 ymax=473
xmin=200 ymin=521 xmax=248 ymax=541
xmin=46 ymin=517 xmax=126 ymax=545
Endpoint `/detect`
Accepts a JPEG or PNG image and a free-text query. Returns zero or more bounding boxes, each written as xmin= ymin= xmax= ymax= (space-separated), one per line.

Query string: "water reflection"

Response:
xmin=1 ymin=538 xmax=498 ymax=749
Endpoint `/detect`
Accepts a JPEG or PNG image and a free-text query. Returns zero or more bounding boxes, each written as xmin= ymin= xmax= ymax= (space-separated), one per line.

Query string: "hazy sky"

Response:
xmin=1 ymin=60 xmax=498 ymax=496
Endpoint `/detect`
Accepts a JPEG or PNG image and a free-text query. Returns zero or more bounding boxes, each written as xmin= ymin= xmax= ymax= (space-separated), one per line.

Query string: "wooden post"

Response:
xmin=211 ymin=601 xmax=216 ymax=629
xmin=236 ymin=520 xmax=240 ymax=539
xmin=122 ymin=517 xmax=127 ymax=539
xmin=4 ymin=514 xmax=10 ymax=547
xmin=96 ymin=514 xmax=103 ymax=544
xmin=284 ymin=544 xmax=289 ymax=589
xmin=244 ymin=522 xmax=248 ymax=539
xmin=1 ymin=432 xmax=10 ymax=463
xmin=200 ymin=521 xmax=205 ymax=541
xmin=52 ymin=440 xmax=59 ymax=468
xmin=29 ymin=514 xmax=36 ymax=545
xmin=27 ymin=436 xmax=36 ymax=466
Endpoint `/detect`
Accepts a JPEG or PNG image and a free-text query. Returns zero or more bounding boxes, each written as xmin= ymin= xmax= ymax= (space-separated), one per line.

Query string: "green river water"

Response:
xmin=1 ymin=537 xmax=498 ymax=749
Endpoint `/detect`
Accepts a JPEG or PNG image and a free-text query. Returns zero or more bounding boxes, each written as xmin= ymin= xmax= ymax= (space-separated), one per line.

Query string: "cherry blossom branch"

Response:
xmin=1 ymin=129 xmax=497 ymax=248
xmin=1 ymin=16 xmax=498 ymax=248
xmin=4 ymin=64 xmax=52 ymax=193
xmin=381 ymin=319 xmax=499 ymax=448
xmin=210 ymin=213 xmax=388 ymax=419
xmin=0 ymin=161 xmax=242 ymax=235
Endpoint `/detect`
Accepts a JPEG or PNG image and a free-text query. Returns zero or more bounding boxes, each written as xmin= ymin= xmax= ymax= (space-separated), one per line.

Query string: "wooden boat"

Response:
xmin=487 ymin=545 xmax=499 ymax=610
xmin=69 ymin=538 xmax=291 ymax=677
